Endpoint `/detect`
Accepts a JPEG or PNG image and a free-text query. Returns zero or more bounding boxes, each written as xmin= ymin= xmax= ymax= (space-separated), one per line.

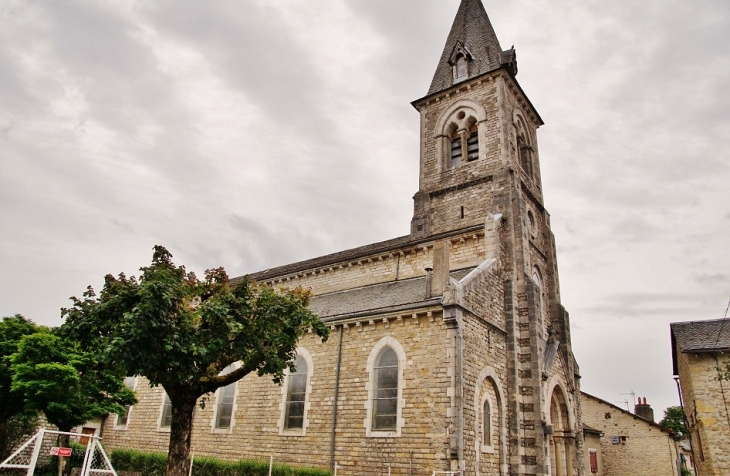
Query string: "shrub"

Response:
xmin=110 ymin=450 xmax=329 ymax=476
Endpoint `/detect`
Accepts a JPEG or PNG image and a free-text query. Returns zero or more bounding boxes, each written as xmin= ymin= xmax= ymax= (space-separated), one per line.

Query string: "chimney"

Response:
xmin=634 ymin=397 xmax=655 ymax=422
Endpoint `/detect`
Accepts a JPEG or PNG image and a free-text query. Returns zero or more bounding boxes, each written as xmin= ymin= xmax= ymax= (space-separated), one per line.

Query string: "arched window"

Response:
xmin=455 ymin=55 xmax=467 ymax=79
xmin=213 ymin=364 xmax=238 ymax=430
xmin=284 ymin=355 xmax=308 ymax=430
xmin=373 ymin=347 xmax=399 ymax=430
xmin=467 ymin=122 xmax=479 ymax=162
xmin=482 ymin=398 xmax=492 ymax=446
xmin=450 ymin=133 xmax=462 ymax=168
xmin=159 ymin=391 xmax=172 ymax=430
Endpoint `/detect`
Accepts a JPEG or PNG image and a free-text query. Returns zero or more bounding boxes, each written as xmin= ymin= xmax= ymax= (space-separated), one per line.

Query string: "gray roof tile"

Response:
xmin=671 ymin=318 xmax=730 ymax=352
xmin=310 ymin=268 xmax=473 ymax=320
xmin=428 ymin=0 xmax=513 ymax=95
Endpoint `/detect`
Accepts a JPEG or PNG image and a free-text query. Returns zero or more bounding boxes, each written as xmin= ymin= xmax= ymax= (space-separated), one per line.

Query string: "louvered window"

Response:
xmin=372 ymin=347 xmax=399 ymax=430
xmin=467 ymin=132 xmax=479 ymax=161
xmin=589 ymin=450 xmax=598 ymax=473
xmin=285 ymin=356 xmax=308 ymax=429
xmin=451 ymin=137 xmax=462 ymax=168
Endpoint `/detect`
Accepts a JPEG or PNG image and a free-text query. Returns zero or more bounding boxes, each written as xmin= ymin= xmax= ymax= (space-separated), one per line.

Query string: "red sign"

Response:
xmin=50 ymin=447 xmax=73 ymax=457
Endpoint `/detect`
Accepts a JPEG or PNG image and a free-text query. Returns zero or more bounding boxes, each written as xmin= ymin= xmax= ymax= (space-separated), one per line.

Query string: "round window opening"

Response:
xmin=457 ymin=111 xmax=466 ymax=120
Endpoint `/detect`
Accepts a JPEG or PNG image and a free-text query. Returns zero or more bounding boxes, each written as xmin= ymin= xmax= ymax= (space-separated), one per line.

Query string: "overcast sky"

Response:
xmin=1 ymin=0 xmax=729 ymax=417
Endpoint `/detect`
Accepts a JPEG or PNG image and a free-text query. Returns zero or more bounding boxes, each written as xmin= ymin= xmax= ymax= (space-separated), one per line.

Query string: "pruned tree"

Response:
xmin=62 ymin=246 xmax=329 ymax=476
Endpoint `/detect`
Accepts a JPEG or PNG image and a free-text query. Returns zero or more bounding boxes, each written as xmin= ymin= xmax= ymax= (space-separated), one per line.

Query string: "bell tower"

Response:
xmin=411 ymin=1 xmax=583 ymax=474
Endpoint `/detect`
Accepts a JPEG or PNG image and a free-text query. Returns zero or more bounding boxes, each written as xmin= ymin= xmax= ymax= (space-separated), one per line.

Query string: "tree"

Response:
xmin=0 ymin=315 xmax=41 ymax=459
xmin=659 ymin=406 xmax=688 ymax=438
xmin=10 ymin=330 xmax=136 ymax=439
xmin=62 ymin=246 xmax=329 ymax=476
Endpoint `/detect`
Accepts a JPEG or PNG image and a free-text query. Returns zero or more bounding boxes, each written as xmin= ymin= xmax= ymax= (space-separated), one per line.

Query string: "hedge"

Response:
xmin=110 ymin=449 xmax=330 ymax=476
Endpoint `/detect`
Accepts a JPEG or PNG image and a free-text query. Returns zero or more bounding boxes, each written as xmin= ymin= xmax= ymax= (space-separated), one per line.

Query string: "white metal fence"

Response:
xmin=0 ymin=429 xmax=116 ymax=476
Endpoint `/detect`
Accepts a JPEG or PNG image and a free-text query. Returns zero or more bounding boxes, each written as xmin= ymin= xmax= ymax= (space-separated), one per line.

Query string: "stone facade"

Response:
xmin=98 ymin=1 xmax=583 ymax=475
xmin=580 ymin=393 xmax=679 ymax=476
xmin=671 ymin=319 xmax=730 ymax=476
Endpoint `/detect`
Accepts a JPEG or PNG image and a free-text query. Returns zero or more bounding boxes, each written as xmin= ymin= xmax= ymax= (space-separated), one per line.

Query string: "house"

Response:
xmin=580 ymin=392 xmax=681 ymax=476
xmin=98 ymin=1 xmax=584 ymax=474
xmin=671 ymin=318 xmax=730 ymax=476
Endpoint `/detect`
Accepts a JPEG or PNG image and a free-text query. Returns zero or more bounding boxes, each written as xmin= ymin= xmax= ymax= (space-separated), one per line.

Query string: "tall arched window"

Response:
xmin=213 ymin=364 xmax=237 ymax=430
xmin=284 ymin=355 xmax=308 ymax=430
xmin=159 ymin=391 xmax=172 ymax=430
xmin=373 ymin=347 xmax=399 ymax=430
xmin=482 ymin=398 xmax=492 ymax=446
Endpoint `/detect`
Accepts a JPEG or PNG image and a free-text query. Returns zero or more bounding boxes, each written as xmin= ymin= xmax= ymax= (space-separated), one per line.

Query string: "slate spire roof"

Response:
xmin=428 ymin=0 xmax=517 ymax=95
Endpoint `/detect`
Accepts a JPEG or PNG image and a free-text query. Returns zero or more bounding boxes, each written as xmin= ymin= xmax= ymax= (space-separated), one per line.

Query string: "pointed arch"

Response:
xmin=473 ymin=366 xmax=507 ymax=476
xmin=278 ymin=347 xmax=314 ymax=436
xmin=364 ymin=336 xmax=406 ymax=437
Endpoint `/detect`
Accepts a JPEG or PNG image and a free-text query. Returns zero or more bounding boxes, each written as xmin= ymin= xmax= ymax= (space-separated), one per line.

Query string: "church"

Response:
xmin=99 ymin=1 xmax=584 ymax=475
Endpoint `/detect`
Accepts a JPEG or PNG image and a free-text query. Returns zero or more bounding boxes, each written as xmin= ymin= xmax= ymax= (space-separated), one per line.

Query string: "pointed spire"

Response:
xmin=427 ymin=0 xmax=516 ymax=95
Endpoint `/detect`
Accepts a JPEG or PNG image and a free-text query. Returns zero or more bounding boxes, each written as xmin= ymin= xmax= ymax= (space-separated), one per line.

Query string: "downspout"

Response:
xmin=329 ymin=325 xmax=344 ymax=472
xmin=673 ymin=376 xmax=698 ymax=476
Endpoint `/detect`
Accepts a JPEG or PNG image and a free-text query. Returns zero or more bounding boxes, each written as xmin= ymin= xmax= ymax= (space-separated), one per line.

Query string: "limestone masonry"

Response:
xmin=100 ymin=1 xmax=584 ymax=474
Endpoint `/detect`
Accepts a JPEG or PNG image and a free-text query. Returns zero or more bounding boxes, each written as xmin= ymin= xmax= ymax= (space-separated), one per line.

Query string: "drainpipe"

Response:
xmin=329 ymin=325 xmax=343 ymax=472
xmin=425 ymin=267 xmax=433 ymax=299
xmin=673 ymin=376 xmax=698 ymax=476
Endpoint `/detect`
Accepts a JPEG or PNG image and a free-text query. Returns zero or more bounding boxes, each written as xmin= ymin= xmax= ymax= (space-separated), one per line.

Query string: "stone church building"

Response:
xmin=100 ymin=1 xmax=584 ymax=474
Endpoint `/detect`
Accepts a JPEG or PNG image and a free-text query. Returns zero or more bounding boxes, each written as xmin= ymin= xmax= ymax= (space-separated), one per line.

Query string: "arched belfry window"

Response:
xmin=466 ymin=121 xmax=479 ymax=162
xmin=434 ymin=100 xmax=487 ymax=171
xmin=515 ymin=115 xmax=535 ymax=179
xmin=450 ymin=133 xmax=463 ymax=168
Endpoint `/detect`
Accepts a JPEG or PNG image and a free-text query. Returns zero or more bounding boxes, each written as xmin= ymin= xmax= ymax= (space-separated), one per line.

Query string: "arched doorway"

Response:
xmin=548 ymin=386 xmax=574 ymax=476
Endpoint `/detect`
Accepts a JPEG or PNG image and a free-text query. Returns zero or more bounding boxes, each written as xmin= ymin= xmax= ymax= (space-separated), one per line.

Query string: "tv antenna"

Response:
xmin=619 ymin=390 xmax=636 ymax=411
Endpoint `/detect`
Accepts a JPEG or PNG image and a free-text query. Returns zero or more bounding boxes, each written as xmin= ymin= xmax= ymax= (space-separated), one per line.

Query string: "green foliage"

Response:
xmin=659 ymin=406 xmax=688 ymax=438
xmin=111 ymin=450 xmax=330 ymax=476
xmin=63 ymin=246 xmax=329 ymax=475
xmin=0 ymin=314 xmax=41 ymax=423
xmin=0 ymin=412 xmax=38 ymax=461
xmin=716 ymin=357 xmax=730 ymax=381
xmin=681 ymin=466 xmax=692 ymax=476
xmin=10 ymin=331 xmax=136 ymax=432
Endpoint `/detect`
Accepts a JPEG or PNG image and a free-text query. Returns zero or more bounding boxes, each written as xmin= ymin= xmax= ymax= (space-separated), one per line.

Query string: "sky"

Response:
xmin=1 ymin=0 xmax=729 ymax=418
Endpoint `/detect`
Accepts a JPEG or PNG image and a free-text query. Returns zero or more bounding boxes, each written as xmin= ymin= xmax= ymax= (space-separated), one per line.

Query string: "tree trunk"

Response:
xmin=166 ymin=395 xmax=197 ymax=476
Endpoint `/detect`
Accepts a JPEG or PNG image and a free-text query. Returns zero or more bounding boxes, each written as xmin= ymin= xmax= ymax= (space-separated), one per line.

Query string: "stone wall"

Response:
xmin=676 ymin=350 xmax=730 ymax=475
xmin=100 ymin=310 xmax=460 ymax=475
xmin=581 ymin=393 xmax=677 ymax=476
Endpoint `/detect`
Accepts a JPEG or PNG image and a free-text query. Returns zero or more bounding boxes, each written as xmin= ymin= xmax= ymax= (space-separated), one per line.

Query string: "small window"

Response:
xmin=450 ymin=136 xmax=462 ymax=168
xmin=284 ymin=356 xmax=308 ymax=430
xmin=589 ymin=449 xmax=598 ymax=473
xmin=483 ymin=399 xmax=491 ymax=446
xmin=455 ymin=55 xmax=467 ymax=79
xmin=160 ymin=392 xmax=172 ymax=429
xmin=372 ymin=347 xmax=399 ymax=430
